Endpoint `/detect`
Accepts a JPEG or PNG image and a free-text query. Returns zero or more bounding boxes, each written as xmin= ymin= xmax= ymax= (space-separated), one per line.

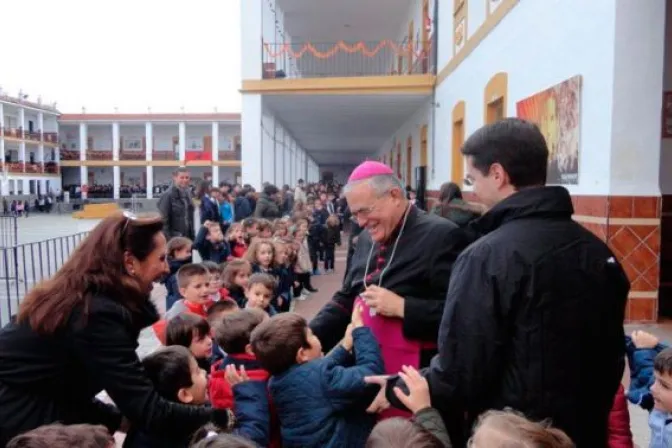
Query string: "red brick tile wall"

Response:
xmin=427 ymin=190 xmax=662 ymax=323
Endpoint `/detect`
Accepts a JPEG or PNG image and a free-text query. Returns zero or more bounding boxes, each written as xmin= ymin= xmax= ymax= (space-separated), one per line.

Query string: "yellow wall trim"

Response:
xmin=436 ymin=0 xmax=519 ymax=87
xmin=241 ymin=75 xmax=436 ymax=95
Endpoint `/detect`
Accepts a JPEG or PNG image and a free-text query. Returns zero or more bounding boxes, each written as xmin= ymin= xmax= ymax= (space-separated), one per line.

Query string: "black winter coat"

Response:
xmin=389 ymin=187 xmax=629 ymax=447
xmin=0 ymin=296 xmax=230 ymax=446
xmin=310 ymin=206 xmax=469 ymax=363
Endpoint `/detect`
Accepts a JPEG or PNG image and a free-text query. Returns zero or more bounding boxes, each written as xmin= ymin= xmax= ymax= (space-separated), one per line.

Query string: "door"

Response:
xmin=452 ymin=120 xmax=465 ymax=185
xmin=204 ymin=136 xmax=213 ymax=153
xmin=406 ymin=140 xmax=413 ymax=185
xmin=487 ymin=98 xmax=505 ymax=124
xmin=420 ymin=125 xmax=428 ymax=166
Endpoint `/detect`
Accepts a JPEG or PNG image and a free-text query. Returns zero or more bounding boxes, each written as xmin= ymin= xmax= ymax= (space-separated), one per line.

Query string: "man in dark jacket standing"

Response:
xmin=370 ymin=118 xmax=629 ymax=447
xmin=310 ymin=162 xmax=468 ymax=420
xmin=254 ymin=184 xmax=282 ymax=219
xmin=157 ymin=167 xmax=195 ymax=239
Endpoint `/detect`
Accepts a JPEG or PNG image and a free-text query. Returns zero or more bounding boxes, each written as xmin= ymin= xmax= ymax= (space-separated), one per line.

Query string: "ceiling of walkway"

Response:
xmin=277 ymin=0 xmax=409 ymax=42
xmin=263 ymin=94 xmax=429 ymax=165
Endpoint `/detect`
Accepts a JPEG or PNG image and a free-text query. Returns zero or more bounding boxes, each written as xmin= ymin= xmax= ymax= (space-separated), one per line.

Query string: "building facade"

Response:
xmin=58 ymin=113 xmax=242 ymax=199
xmin=0 ymin=96 xmax=61 ymax=196
xmin=240 ymin=0 xmax=672 ymax=323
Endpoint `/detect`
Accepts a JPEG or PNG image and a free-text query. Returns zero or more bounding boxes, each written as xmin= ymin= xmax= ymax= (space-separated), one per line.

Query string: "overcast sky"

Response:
xmin=1 ymin=0 xmax=241 ymax=114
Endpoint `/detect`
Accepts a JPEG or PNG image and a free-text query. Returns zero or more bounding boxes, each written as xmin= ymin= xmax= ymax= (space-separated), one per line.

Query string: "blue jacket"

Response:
xmin=269 ymin=327 xmax=384 ymax=448
xmin=162 ymin=257 xmax=191 ymax=310
xmin=625 ymin=335 xmax=668 ymax=411
xmin=219 ymin=201 xmax=234 ymax=223
xmin=234 ymin=196 xmax=252 ymax=222
xmin=275 ymin=267 xmax=292 ymax=303
xmin=199 ymin=196 xmax=221 ymax=224
xmin=194 ymin=226 xmax=231 ymax=263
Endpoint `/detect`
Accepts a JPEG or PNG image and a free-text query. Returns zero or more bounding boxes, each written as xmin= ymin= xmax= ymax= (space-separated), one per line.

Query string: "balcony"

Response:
xmin=152 ymin=151 xmax=179 ymax=161
xmin=2 ymin=127 xmax=23 ymax=139
xmin=6 ymin=162 xmax=24 ymax=173
xmin=25 ymin=163 xmax=42 ymax=174
xmin=86 ymin=150 xmax=113 ymax=161
xmin=43 ymin=132 xmax=59 ymax=144
xmin=218 ymin=150 xmax=241 ymax=161
xmin=24 ymin=131 xmax=41 ymax=142
xmin=261 ymin=40 xmax=434 ymax=79
xmin=60 ymin=149 xmax=79 ymax=160
xmin=120 ymin=151 xmax=146 ymax=161
xmin=44 ymin=162 xmax=60 ymax=174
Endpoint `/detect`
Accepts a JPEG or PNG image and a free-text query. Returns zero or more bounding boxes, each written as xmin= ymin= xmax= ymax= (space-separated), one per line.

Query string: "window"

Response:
xmin=484 ymin=72 xmax=508 ymax=124
xmin=452 ymin=101 xmax=466 ymax=186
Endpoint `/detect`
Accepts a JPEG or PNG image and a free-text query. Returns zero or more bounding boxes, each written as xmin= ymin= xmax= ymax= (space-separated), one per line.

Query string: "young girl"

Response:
xmin=226 ymin=223 xmax=247 ymax=259
xmin=468 ymin=409 xmax=574 ymax=448
xmin=242 ymin=218 xmax=259 ymax=245
xmin=293 ymin=220 xmax=317 ymax=300
xmin=245 ymin=239 xmax=275 ymax=275
xmin=273 ymin=220 xmax=288 ymax=238
xmin=163 ymin=236 xmax=193 ymax=311
xmin=202 ymin=261 xmax=226 ymax=302
xmin=257 ymin=219 xmax=273 ymax=239
xmin=323 ymin=214 xmax=341 ymax=274
xmin=223 ymin=259 xmax=252 ymax=308
xmin=272 ymin=239 xmax=292 ymax=312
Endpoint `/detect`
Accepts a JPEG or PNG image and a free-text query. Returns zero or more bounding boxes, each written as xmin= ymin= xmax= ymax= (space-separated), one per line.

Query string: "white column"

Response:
xmin=178 ymin=122 xmax=186 ymax=161
xmin=145 ymin=122 xmax=153 ymax=199
xmin=19 ymin=108 xmax=25 ymax=136
xmin=211 ymin=122 xmax=219 ymax=187
xmin=38 ymin=113 xmax=44 ymax=139
xmin=79 ymin=123 xmax=87 ymax=161
xmin=112 ymin=122 xmax=120 ymax=161
xmin=37 ymin=113 xmax=44 ymax=170
xmin=146 ymin=166 xmax=153 ymax=199
xmin=241 ymin=95 xmax=263 ymax=189
xmin=0 ymin=103 xmax=5 ymax=172
xmin=80 ymin=166 xmax=87 ymax=188
xmin=113 ymin=166 xmax=120 ymax=199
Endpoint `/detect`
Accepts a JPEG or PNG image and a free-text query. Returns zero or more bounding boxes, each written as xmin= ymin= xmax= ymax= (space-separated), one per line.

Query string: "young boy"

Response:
xmin=123 ymin=345 xmax=232 ymax=448
xmin=165 ymin=264 xmax=212 ymax=320
xmin=242 ymin=218 xmax=259 ymax=245
xmin=163 ymin=236 xmax=193 ymax=310
xmin=166 ymin=313 xmax=213 ymax=373
xmin=207 ymin=299 xmax=241 ymax=365
xmin=209 ymin=309 xmax=274 ymax=447
xmin=202 ymin=261 xmax=226 ymax=302
xmin=245 ymin=273 xmax=278 ymax=317
xmin=250 ymin=305 xmax=384 ymax=448
xmin=194 ymin=221 xmax=231 ymax=264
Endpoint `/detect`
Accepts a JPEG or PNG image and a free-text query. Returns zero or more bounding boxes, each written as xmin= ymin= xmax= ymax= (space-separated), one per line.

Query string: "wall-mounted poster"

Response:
xmin=516 ymin=75 xmax=582 ymax=185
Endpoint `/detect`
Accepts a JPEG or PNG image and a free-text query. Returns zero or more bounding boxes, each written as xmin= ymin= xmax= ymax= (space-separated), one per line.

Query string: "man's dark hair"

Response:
xmin=166 ymin=313 xmax=211 ymax=351
xmin=654 ymin=347 xmax=672 ymax=376
xmin=263 ymin=184 xmax=279 ymax=196
xmin=216 ymin=308 xmax=267 ymax=354
xmin=250 ymin=313 xmax=311 ymax=375
xmin=173 ymin=167 xmax=189 ymax=176
xmin=142 ymin=345 xmax=194 ymax=402
xmin=461 ymin=118 xmax=549 ymax=188
xmin=297 ymin=179 xmax=304 ymax=184
xmin=177 ymin=263 xmax=209 ymax=289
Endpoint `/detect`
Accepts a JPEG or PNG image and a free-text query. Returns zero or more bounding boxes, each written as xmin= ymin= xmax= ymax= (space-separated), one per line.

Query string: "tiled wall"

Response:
xmin=427 ymin=190 xmax=663 ymax=323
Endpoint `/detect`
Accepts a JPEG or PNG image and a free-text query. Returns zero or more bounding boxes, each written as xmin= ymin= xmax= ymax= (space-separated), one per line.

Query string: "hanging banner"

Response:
xmin=185 ymin=151 xmax=211 ymax=161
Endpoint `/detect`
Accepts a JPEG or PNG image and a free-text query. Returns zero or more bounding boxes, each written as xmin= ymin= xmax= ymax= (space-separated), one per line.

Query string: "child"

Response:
xmin=272 ymin=239 xmax=292 ymax=312
xmin=307 ymin=213 xmax=324 ymax=275
xmin=293 ymin=221 xmax=317 ymax=299
xmin=245 ymin=273 xmax=278 ymax=317
xmin=467 ymin=409 xmax=574 ymax=448
xmin=164 ymin=236 xmax=193 ymax=311
xmin=250 ymin=305 xmax=384 ymax=448
xmin=223 ymin=260 xmax=252 ymax=308
xmin=241 ymin=218 xmax=259 ymax=245
xmin=257 ymin=219 xmax=273 ymax=239
xmin=166 ymin=313 xmax=213 ymax=373
xmin=194 ymin=220 xmax=231 ymax=264
xmin=227 ymin=223 xmax=247 ymax=259
xmin=626 ymin=330 xmax=672 ymax=447
xmin=209 ymin=309 xmax=275 ymax=447
xmin=189 ymin=425 xmax=257 ymax=448
xmin=366 ymin=365 xmax=450 ymax=448
xmin=6 ymin=424 xmax=115 ymax=448
xmin=323 ymin=214 xmax=341 ymax=273
xmin=245 ymin=239 xmax=275 ymax=275
xmin=202 ymin=261 xmax=226 ymax=302
xmin=122 ymin=346 xmax=235 ymax=448
xmin=273 ymin=220 xmax=288 ymax=238
xmin=207 ymin=299 xmax=240 ymax=365
xmin=165 ymin=264 xmax=213 ymax=320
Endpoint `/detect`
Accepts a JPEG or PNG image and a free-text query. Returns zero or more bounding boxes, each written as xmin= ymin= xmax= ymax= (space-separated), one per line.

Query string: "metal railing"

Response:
xmin=262 ymin=40 xmax=434 ymax=79
xmin=0 ymin=229 xmax=89 ymax=326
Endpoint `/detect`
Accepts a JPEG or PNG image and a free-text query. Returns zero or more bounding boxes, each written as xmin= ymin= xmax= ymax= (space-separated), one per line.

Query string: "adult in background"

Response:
xmin=372 ymin=118 xmax=629 ymax=447
xmin=431 ymin=181 xmax=482 ymax=228
xmin=254 ymin=184 xmax=282 ymax=219
xmin=294 ymin=179 xmax=307 ymax=204
xmin=196 ymin=181 xmax=221 ymax=225
xmin=157 ymin=167 xmax=195 ymax=239
xmin=0 ymin=212 xmax=233 ymax=446
xmin=310 ymin=161 xmax=468 ymax=419
xmin=232 ymin=185 xmax=252 ymax=222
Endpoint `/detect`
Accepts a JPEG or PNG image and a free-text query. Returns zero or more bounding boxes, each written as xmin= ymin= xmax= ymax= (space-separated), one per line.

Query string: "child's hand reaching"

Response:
xmin=632 ymin=330 xmax=659 ymax=349
xmin=225 ymin=365 xmax=250 ymax=386
xmin=341 ymin=304 xmax=364 ymax=352
xmin=351 ymin=302 xmax=363 ymax=329
xmin=393 ymin=365 xmax=431 ymax=414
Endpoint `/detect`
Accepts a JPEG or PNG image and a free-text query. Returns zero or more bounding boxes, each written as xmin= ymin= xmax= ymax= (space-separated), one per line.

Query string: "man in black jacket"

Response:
xmin=310 ymin=162 xmax=468 ymax=418
xmin=369 ymin=118 xmax=629 ymax=447
xmin=157 ymin=167 xmax=195 ymax=239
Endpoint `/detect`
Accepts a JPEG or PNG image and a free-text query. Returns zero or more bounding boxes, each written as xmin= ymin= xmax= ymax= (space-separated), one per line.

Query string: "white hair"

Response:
xmin=343 ymin=174 xmax=405 ymax=196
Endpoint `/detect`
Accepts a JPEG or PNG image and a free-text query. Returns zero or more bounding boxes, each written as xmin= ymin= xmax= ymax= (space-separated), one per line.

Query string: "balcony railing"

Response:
xmin=218 ymin=150 xmax=241 ymax=161
xmin=86 ymin=150 xmax=113 ymax=160
xmin=6 ymin=162 xmax=24 ymax=173
xmin=24 ymin=163 xmax=42 ymax=174
xmin=24 ymin=131 xmax=41 ymax=142
xmin=262 ymin=40 xmax=434 ymax=79
xmin=43 ymin=132 xmax=59 ymax=144
xmin=44 ymin=162 xmax=60 ymax=174
xmin=2 ymin=127 xmax=23 ymax=139
xmin=152 ymin=151 xmax=179 ymax=161
xmin=120 ymin=151 xmax=146 ymax=161
xmin=60 ymin=149 xmax=79 ymax=160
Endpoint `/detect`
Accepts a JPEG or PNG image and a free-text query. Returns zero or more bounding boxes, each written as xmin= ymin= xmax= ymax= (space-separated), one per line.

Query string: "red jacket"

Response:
xmin=608 ymin=384 xmax=634 ymax=448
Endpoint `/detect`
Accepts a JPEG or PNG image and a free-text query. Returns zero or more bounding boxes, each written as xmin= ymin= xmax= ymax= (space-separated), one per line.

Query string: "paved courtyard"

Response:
xmin=0 ymin=216 xmax=653 ymax=446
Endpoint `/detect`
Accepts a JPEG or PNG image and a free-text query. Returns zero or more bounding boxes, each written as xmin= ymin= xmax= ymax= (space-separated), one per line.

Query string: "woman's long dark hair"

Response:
xmin=18 ymin=212 xmax=164 ymax=335
xmin=196 ymin=180 xmax=211 ymax=200
xmin=437 ymin=182 xmax=481 ymax=219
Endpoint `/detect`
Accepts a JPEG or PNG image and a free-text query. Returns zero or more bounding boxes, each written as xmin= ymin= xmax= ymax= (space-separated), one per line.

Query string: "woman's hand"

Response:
xmin=393 ymin=365 xmax=431 ymax=414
